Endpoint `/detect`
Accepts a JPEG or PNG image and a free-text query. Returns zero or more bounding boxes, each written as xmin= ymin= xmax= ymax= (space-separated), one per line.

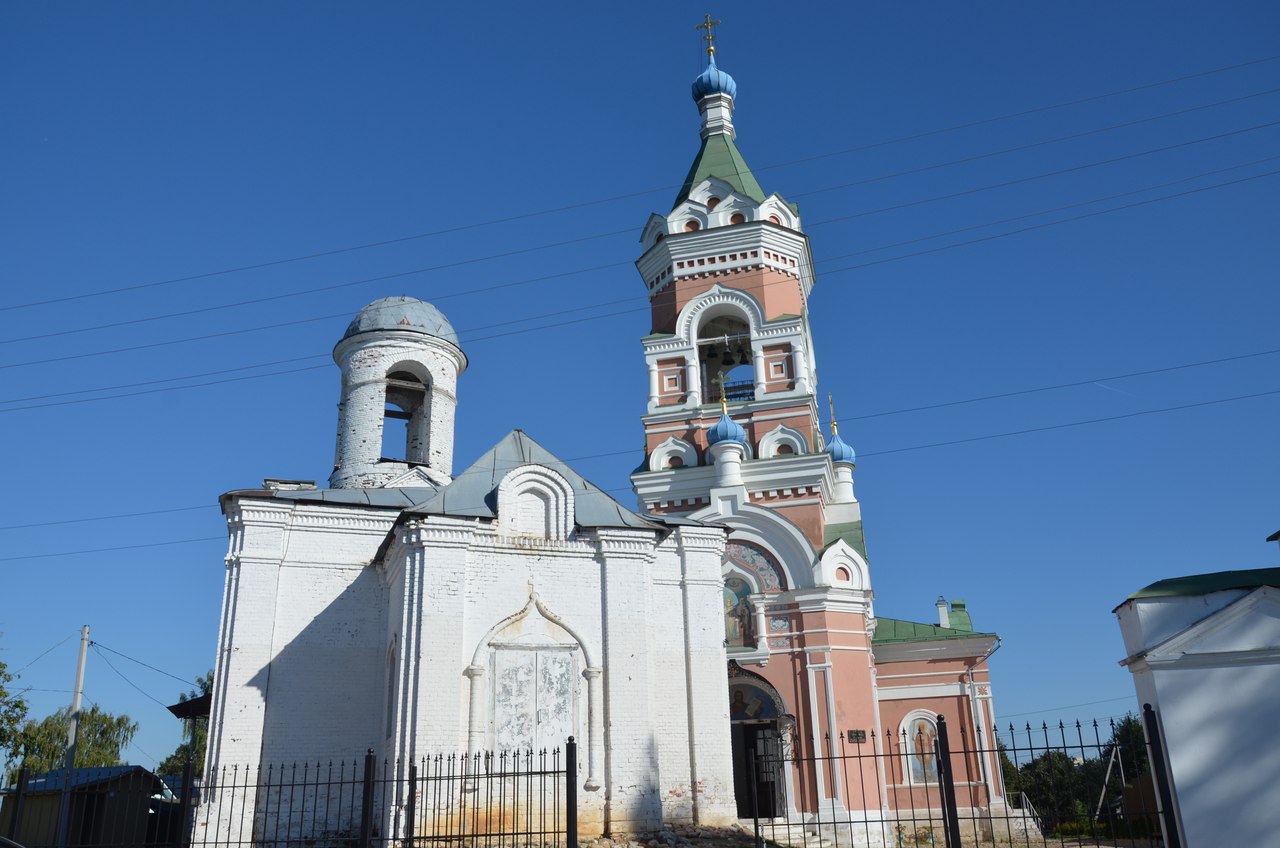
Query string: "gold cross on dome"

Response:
xmin=828 ymin=392 xmax=840 ymax=436
xmin=697 ymin=14 xmax=721 ymax=58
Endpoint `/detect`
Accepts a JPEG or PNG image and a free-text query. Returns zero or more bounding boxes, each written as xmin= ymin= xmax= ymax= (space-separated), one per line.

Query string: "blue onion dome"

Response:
xmin=826 ymin=432 xmax=857 ymax=465
xmin=342 ymin=296 xmax=459 ymax=347
xmin=707 ymin=412 xmax=748 ymax=446
xmin=691 ymin=55 xmax=737 ymax=102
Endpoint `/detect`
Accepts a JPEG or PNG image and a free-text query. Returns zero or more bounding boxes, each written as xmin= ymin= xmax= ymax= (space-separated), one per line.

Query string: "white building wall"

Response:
xmin=1118 ymin=585 xmax=1280 ymax=848
xmin=206 ymin=490 xmax=740 ymax=837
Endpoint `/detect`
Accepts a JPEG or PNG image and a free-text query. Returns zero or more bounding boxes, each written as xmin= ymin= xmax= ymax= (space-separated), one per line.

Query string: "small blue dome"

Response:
xmin=707 ymin=412 xmax=747 ymax=446
xmin=342 ymin=296 xmax=460 ymax=347
xmin=691 ymin=56 xmax=737 ymax=102
xmin=826 ymin=432 xmax=857 ymax=465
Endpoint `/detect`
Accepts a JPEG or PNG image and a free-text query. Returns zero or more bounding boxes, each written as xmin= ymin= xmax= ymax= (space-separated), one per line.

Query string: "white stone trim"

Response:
xmin=496 ymin=464 xmax=575 ymax=541
xmin=876 ymin=683 xmax=968 ymax=700
xmin=758 ymin=422 xmax=809 ymax=458
xmin=648 ymin=435 xmax=700 ymax=471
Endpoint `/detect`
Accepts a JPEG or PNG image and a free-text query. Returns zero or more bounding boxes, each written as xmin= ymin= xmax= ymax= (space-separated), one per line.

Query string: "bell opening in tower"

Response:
xmin=698 ymin=315 xmax=753 ymax=404
xmin=381 ymin=369 xmax=427 ymax=462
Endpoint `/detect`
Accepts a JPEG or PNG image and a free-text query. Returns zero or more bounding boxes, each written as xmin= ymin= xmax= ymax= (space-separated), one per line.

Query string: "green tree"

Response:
xmin=1102 ymin=714 xmax=1149 ymax=783
xmin=156 ymin=670 xmax=212 ymax=776
xmin=1 ymin=656 xmax=30 ymax=770
xmin=1018 ymin=750 xmax=1088 ymax=832
xmin=997 ymin=741 xmax=1021 ymax=799
xmin=10 ymin=704 xmax=137 ymax=778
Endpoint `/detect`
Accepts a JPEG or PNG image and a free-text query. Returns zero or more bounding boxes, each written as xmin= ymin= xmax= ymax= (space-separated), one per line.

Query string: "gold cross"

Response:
xmin=828 ymin=392 xmax=840 ymax=436
xmin=716 ymin=371 xmax=729 ymax=414
xmin=697 ymin=14 xmax=721 ymax=58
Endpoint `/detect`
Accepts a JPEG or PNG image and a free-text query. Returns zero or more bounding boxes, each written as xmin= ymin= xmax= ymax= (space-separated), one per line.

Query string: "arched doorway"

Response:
xmin=728 ymin=662 xmax=791 ymax=819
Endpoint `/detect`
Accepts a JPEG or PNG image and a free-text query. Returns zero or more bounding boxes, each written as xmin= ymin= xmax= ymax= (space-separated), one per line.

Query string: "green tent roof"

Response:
xmin=673 ymin=134 xmax=766 ymax=209
xmin=1128 ymin=567 xmax=1280 ymax=600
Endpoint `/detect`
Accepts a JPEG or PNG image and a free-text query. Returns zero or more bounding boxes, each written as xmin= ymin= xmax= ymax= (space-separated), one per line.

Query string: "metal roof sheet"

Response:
xmin=873 ymin=617 xmax=997 ymax=645
xmin=1128 ymin=567 xmax=1280 ymax=600
xmin=406 ymin=430 xmax=663 ymax=531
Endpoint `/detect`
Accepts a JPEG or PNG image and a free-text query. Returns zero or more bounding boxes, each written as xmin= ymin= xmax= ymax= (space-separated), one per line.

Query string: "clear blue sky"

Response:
xmin=2 ymin=2 xmax=1277 ymax=770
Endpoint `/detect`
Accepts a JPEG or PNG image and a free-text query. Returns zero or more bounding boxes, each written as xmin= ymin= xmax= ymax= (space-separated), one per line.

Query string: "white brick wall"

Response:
xmin=206 ymin=491 xmax=738 ymax=837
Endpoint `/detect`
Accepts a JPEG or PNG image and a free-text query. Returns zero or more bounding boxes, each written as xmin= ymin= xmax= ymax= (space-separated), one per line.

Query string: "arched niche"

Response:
xmin=496 ymin=464 xmax=575 ymax=541
xmin=758 ymin=423 xmax=809 ymax=459
xmin=649 ymin=435 xmax=698 ymax=471
xmin=815 ymin=539 xmax=870 ymax=591
xmin=465 ymin=591 xmax=602 ymax=790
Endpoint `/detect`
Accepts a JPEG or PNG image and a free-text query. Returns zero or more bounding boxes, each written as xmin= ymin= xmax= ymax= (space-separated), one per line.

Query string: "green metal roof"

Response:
xmin=1128 ymin=567 xmax=1280 ymax=600
xmin=873 ymin=617 xmax=997 ymax=645
xmin=673 ymin=134 xmax=766 ymax=209
xmin=823 ymin=520 xmax=867 ymax=560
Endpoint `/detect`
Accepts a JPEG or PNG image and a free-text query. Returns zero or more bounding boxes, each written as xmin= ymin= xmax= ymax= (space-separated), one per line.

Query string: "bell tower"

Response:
xmin=330 ymin=296 xmax=467 ymax=489
xmin=630 ymin=44 xmax=858 ymax=540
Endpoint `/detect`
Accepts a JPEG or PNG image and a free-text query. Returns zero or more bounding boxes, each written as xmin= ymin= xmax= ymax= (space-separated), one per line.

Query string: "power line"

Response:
xmin=4 ymin=157 xmax=1273 ymax=375
xmin=0 ymin=504 xmax=212 ymax=532
xmin=3 ymin=67 xmax=1276 ymax=314
xmin=846 ymin=347 xmax=1280 ymax=421
xmin=857 ymin=387 xmax=1280 ymax=459
xmin=7 ymin=116 xmax=1277 ymax=349
xmin=0 ymin=355 xmax=329 ymax=406
xmin=90 ymin=644 xmax=171 ymax=709
xmin=5 ymin=340 xmax=1277 ymax=530
xmin=89 ymin=642 xmax=198 ymax=688
xmin=6 ymin=383 xmax=1277 ymax=556
xmin=0 ymin=537 xmax=226 ymax=563
xmin=999 ymin=697 xmax=1135 ymax=721
xmin=11 ymin=633 xmax=77 ymax=675
xmin=815 ymin=155 xmax=1280 ymax=265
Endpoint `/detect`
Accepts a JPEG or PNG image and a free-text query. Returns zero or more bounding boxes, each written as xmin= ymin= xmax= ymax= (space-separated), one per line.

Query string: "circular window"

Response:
xmin=768 ymin=215 xmax=781 ymax=225
xmin=730 ymin=212 xmax=746 ymax=225
xmin=685 ymin=220 xmax=701 ymax=232
xmin=707 ymin=197 xmax=721 ymax=210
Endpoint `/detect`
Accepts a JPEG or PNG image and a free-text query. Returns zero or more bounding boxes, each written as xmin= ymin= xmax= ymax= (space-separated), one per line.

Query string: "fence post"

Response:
xmin=5 ymin=765 xmax=28 ymax=841
xmin=179 ymin=756 xmax=196 ymax=848
xmin=747 ymin=747 xmax=762 ymax=848
xmin=565 ymin=737 xmax=578 ymax=848
xmin=1141 ymin=704 xmax=1182 ymax=848
xmin=360 ymin=749 xmax=376 ymax=848
xmin=934 ymin=715 xmax=962 ymax=848
xmin=405 ymin=762 xmax=416 ymax=848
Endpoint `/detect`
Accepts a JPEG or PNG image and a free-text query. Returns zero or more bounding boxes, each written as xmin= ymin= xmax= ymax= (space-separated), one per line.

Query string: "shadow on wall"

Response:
xmin=245 ymin=562 xmax=389 ymax=765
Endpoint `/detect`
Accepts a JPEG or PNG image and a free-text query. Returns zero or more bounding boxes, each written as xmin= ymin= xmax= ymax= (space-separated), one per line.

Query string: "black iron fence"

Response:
xmin=2 ymin=740 xmax=575 ymax=848
xmin=747 ymin=712 xmax=1176 ymax=848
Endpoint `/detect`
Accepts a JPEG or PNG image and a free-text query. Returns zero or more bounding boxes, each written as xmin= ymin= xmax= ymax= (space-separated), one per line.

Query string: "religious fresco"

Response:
xmin=724 ymin=575 xmax=755 ymax=649
xmin=725 ymin=541 xmax=786 ymax=592
xmin=906 ymin=716 xmax=939 ymax=784
xmin=728 ymin=682 xmax=780 ymax=721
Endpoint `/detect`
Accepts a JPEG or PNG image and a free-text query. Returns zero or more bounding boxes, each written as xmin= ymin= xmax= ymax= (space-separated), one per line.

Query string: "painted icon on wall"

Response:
xmin=724 ymin=575 xmax=755 ymax=649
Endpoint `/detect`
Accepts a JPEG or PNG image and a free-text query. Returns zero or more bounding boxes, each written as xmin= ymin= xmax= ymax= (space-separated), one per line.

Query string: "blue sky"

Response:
xmin=2 ymin=2 xmax=1277 ymax=770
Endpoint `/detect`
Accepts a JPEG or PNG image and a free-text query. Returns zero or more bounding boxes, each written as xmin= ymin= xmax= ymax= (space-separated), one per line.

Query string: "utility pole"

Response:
xmin=55 ymin=624 xmax=90 ymax=848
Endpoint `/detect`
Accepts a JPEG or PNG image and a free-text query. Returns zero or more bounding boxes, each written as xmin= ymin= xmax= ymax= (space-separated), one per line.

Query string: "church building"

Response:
xmin=203 ymin=37 xmax=1006 ymax=843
